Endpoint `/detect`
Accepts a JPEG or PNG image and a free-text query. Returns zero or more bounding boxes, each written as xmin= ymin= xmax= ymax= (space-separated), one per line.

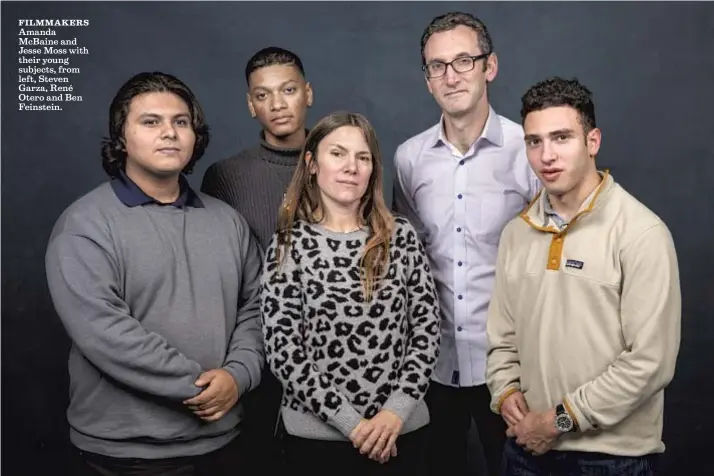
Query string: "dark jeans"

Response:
xmin=502 ymin=438 xmax=661 ymax=476
xmin=424 ymin=381 xmax=507 ymax=476
xmin=238 ymin=368 xmax=285 ymax=472
xmin=71 ymin=434 xmax=243 ymax=476
xmin=282 ymin=427 xmax=428 ymax=476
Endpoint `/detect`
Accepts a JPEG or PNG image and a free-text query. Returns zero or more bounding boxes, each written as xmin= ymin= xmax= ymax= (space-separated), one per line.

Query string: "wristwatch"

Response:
xmin=555 ymin=403 xmax=577 ymax=433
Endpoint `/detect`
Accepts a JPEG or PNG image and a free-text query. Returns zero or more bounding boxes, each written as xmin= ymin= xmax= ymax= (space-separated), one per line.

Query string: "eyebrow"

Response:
xmin=428 ymin=51 xmax=475 ymax=63
xmin=136 ymin=112 xmax=190 ymax=120
xmin=252 ymin=79 xmax=300 ymax=91
xmin=524 ymin=128 xmax=575 ymax=140
xmin=328 ymin=143 xmax=371 ymax=155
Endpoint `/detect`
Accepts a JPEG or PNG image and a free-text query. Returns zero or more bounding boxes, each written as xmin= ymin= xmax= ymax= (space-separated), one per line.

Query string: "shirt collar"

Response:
xmin=431 ymin=106 xmax=504 ymax=149
xmin=111 ymin=170 xmax=204 ymax=208
xmin=538 ymin=171 xmax=609 ymax=229
xmin=543 ymin=193 xmax=568 ymax=230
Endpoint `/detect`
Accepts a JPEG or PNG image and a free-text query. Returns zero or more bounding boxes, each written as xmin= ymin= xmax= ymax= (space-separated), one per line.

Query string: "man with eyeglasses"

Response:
xmin=392 ymin=12 xmax=540 ymax=476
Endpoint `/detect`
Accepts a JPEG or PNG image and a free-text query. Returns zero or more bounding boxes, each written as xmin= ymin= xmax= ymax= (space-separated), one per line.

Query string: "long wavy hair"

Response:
xmin=276 ymin=111 xmax=395 ymax=302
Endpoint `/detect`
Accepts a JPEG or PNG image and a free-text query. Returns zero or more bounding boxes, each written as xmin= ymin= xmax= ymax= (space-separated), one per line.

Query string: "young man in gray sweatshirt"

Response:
xmin=45 ymin=71 xmax=264 ymax=475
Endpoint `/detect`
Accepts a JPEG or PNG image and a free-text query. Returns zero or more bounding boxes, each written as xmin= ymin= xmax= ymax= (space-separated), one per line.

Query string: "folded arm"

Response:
xmin=564 ymin=224 xmax=682 ymax=431
xmin=46 ymin=232 xmax=203 ymax=401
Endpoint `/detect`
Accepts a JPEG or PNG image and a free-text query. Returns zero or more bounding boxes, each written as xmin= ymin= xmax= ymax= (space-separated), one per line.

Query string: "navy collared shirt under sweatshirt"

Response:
xmin=111 ymin=170 xmax=204 ymax=208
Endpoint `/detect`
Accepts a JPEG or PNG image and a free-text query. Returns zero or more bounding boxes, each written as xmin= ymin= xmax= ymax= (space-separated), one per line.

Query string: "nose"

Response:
xmin=444 ymin=64 xmax=461 ymax=87
xmin=344 ymin=155 xmax=358 ymax=174
xmin=269 ymin=93 xmax=287 ymax=111
xmin=161 ymin=123 xmax=178 ymax=140
xmin=541 ymin=140 xmax=557 ymax=164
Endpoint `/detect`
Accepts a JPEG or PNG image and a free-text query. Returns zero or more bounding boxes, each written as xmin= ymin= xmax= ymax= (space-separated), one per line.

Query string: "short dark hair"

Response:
xmin=100 ymin=71 xmax=210 ymax=178
xmin=520 ymin=77 xmax=597 ymax=134
xmin=420 ymin=12 xmax=493 ymax=66
xmin=245 ymin=46 xmax=305 ymax=84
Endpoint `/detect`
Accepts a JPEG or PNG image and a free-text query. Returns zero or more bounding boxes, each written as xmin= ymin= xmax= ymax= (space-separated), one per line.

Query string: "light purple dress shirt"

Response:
xmin=392 ymin=107 xmax=540 ymax=387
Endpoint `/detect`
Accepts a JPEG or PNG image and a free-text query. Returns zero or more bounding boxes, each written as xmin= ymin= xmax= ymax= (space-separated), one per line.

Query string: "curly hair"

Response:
xmin=100 ymin=71 xmax=210 ymax=178
xmin=520 ymin=77 xmax=597 ymax=135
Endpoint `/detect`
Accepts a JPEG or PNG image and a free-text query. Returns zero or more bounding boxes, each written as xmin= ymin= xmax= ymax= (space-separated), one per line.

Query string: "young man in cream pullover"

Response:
xmin=485 ymin=77 xmax=681 ymax=475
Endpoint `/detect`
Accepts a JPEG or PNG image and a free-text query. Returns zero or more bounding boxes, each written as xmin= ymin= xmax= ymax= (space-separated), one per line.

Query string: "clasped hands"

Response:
xmin=501 ymin=391 xmax=560 ymax=456
xmin=349 ymin=409 xmax=403 ymax=464
xmin=183 ymin=369 xmax=239 ymax=422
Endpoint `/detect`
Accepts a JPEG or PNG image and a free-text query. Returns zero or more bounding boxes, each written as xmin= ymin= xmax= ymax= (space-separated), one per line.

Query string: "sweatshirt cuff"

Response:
xmin=493 ymin=384 xmax=520 ymax=414
xmin=381 ymin=390 xmax=418 ymax=423
xmin=332 ymin=403 xmax=364 ymax=439
xmin=222 ymin=362 xmax=253 ymax=398
xmin=563 ymin=393 xmax=594 ymax=433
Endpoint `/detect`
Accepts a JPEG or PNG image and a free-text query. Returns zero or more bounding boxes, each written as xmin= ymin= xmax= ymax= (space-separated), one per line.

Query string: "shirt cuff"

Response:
xmin=493 ymin=385 xmax=520 ymax=414
xmin=332 ymin=403 xmax=364 ymax=439
xmin=222 ymin=362 xmax=252 ymax=397
xmin=563 ymin=393 xmax=594 ymax=432
xmin=381 ymin=390 xmax=418 ymax=423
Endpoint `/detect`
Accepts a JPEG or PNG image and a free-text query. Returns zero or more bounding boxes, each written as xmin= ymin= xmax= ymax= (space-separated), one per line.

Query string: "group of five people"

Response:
xmin=45 ymin=11 xmax=681 ymax=476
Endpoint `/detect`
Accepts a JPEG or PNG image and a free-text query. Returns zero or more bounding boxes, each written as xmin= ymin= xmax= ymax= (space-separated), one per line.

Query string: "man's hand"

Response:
xmin=506 ymin=408 xmax=559 ymax=456
xmin=350 ymin=410 xmax=403 ymax=463
xmin=500 ymin=391 xmax=530 ymax=427
xmin=183 ymin=369 xmax=239 ymax=422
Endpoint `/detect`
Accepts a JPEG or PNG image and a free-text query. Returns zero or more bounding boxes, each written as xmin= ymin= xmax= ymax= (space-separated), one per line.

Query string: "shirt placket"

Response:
xmin=452 ymin=147 xmax=471 ymax=385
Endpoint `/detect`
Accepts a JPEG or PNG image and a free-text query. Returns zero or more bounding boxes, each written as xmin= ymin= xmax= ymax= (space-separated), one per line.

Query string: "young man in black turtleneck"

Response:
xmin=200 ymin=47 xmax=312 ymax=471
xmin=202 ymin=46 xmax=313 ymax=250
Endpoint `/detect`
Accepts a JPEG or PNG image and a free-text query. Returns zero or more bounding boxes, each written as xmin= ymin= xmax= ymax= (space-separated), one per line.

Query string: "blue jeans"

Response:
xmin=501 ymin=438 xmax=661 ymax=476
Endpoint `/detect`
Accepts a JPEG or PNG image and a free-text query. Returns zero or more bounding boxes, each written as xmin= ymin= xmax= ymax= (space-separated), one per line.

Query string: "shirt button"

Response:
xmin=458 ymin=261 xmax=463 ymax=266
xmin=459 ymin=160 xmax=465 ymax=166
xmin=457 ymin=194 xmax=463 ymax=199
xmin=457 ymin=326 xmax=463 ymax=332
xmin=456 ymin=227 xmax=462 ymax=232
xmin=458 ymin=294 xmax=463 ymax=300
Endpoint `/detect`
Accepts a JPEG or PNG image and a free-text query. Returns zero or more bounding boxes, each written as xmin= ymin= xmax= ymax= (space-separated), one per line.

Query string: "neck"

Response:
xmin=442 ymin=100 xmax=490 ymax=154
xmin=320 ymin=204 xmax=361 ymax=233
xmin=264 ymin=128 xmax=306 ymax=150
xmin=124 ymin=164 xmax=181 ymax=204
xmin=548 ymin=169 xmax=602 ymax=221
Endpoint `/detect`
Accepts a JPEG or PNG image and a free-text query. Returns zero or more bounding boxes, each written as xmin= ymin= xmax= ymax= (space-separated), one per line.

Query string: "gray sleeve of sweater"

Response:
xmin=381 ymin=221 xmax=442 ymax=421
xmin=221 ymin=212 xmax=266 ymax=396
xmin=45 ymin=225 xmax=204 ymax=401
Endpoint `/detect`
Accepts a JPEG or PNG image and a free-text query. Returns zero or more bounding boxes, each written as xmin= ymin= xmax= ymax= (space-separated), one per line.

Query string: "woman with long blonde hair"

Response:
xmin=260 ymin=111 xmax=441 ymax=475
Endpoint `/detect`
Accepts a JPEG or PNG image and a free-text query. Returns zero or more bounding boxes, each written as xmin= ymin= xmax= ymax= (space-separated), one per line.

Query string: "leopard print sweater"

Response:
xmin=260 ymin=216 xmax=441 ymax=440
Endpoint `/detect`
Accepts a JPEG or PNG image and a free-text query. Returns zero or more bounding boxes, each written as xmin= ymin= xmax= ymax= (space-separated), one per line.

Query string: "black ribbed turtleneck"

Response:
xmin=201 ymin=132 xmax=303 ymax=250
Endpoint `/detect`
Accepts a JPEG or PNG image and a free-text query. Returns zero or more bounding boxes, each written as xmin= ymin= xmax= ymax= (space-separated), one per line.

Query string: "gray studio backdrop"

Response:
xmin=2 ymin=2 xmax=713 ymax=475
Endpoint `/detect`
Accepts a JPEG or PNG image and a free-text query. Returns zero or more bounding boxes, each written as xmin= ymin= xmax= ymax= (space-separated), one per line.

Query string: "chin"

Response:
xmin=152 ymin=169 xmax=184 ymax=178
xmin=333 ymin=196 xmax=362 ymax=209
xmin=543 ymin=184 xmax=569 ymax=197
xmin=442 ymin=102 xmax=474 ymax=118
xmin=268 ymin=124 xmax=299 ymax=139
xmin=149 ymin=161 xmax=188 ymax=176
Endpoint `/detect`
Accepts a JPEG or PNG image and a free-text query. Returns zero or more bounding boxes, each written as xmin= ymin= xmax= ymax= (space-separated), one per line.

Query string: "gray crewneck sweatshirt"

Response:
xmin=45 ymin=180 xmax=264 ymax=459
xmin=261 ymin=217 xmax=442 ymax=440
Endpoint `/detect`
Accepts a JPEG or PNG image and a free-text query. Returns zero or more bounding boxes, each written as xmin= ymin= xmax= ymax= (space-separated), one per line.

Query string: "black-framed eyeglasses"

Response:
xmin=422 ymin=52 xmax=491 ymax=79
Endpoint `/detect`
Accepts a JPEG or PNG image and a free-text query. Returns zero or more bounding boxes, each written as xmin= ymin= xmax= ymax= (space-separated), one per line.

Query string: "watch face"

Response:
xmin=556 ymin=414 xmax=573 ymax=432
